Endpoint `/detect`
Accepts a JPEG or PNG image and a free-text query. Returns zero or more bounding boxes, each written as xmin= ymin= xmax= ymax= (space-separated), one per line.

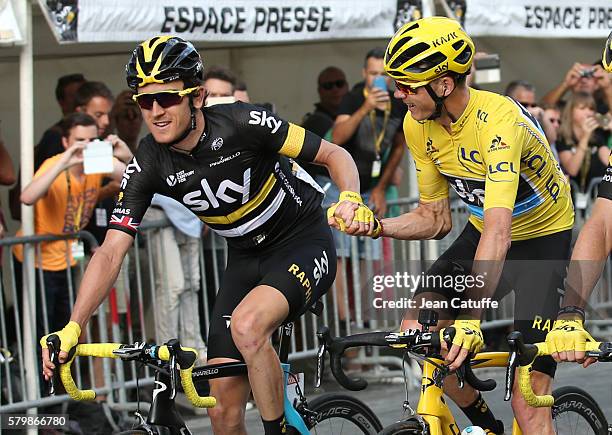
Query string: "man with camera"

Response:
xmin=542 ymin=61 xmax=612 ymax=115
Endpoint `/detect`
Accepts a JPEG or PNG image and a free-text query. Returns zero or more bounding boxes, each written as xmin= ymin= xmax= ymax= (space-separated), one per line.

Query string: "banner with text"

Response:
xmin=38 ymin=0 xmax=431 ymax=44
xmin=465 ymin=0 xmax=612 ymax=38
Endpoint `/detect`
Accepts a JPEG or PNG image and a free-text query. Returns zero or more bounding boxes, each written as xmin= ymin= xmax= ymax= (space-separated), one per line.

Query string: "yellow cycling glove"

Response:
xmin=444 ymin=319 xmax=484 ymax=354
xmin=546 ymin=318 xmax=595 ymax=354
xmin=40 ymin=321 xmax=81 ymax=354
xmin=327 ymin=191 xmax=380 ymax=236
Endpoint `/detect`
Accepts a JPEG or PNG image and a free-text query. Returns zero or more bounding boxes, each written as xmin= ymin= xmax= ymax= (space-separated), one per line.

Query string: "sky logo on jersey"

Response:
xmin=488 ymin=135 xmax=510 ymax=153
xmin=120 ymin=158 xmax=142 ymax=190
xmin=183 ymin=168 xmax=251 ymax=212
xmin=248 ymin=110 xmax=282 ymax=133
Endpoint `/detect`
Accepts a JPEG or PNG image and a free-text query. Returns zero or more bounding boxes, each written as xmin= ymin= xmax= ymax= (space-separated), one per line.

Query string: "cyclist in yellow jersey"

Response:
xmin=336 ymin=17 xmax=575 ymax=434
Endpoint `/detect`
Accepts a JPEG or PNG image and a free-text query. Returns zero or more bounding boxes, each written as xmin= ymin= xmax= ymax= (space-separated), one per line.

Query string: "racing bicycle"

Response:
xmin=47 ymin=302 xmax=383 ymax=434
xmin=316 ymin=309 xmax=612 ymax=434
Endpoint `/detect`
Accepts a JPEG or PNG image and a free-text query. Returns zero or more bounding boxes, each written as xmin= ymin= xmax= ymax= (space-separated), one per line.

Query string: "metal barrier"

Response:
xmin=1 ymin=190 xmax=611 ymax=416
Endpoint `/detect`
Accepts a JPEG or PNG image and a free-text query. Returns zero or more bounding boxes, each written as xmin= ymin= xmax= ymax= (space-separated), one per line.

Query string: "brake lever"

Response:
xmin=455 ymin=364 xmax=465 ymax=389
xmin=169 ymin=353 xmax=177 ymax=400
xmin=315 ymin=341 xmax=326 ymax=388
xmin=46 ymin=335 xmax=61 ymax=396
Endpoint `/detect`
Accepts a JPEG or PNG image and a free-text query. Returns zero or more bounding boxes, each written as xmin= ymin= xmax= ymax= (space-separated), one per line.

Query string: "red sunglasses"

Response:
xmin=132 ymin=87 xmax=199 ymax=110
xmin=395 ymin=81 xmax=422 ymax=95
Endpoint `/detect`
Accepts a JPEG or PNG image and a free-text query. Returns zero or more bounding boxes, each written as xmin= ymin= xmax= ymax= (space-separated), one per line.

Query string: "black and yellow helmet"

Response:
xmin=385 ymin=16 xmax=474 ymax=86
xmin=126 ymin=36 xmax=203 ymax=91
xmin=603 ymin=31 xmax=612 ymax=73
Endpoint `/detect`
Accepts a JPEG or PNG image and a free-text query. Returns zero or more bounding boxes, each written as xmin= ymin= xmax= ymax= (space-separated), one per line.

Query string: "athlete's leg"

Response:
xmin=207 ymin=358 xmax=251 ymax=435
xmin=511 ymin=371 xmax=553 ymax=434
xmin=230 ymin=285 xmax=289 ymax=421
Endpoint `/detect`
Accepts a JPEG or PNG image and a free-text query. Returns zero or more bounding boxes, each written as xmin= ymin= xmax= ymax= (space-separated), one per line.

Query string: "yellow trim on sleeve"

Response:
xmin=278 ymin=123 xmax=305 ymax=158
xmin=199 ymin=173 xmax=277 ymax=224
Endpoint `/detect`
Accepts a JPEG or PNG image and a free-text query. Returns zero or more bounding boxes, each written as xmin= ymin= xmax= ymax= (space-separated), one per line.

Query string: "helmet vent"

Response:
xmin=452 ymin=40 xmax=464 ymax=50
xmin=390 ymin=42 xmax=430 ymax=70
xmin=388 ymin=36 xmax=413 ymax=58
xmin=454 ymin=45 xmax=473 ymax=65
xmin=405 ymin=51 xmax=447 ymax=73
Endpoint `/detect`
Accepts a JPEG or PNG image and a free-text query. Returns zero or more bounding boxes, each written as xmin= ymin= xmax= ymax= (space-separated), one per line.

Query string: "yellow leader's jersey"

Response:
xmin=404 ymin=88 xmax=574 ymax=241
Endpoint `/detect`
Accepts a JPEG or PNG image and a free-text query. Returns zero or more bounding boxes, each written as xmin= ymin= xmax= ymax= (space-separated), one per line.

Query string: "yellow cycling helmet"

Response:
xmin=603 ymin=30 xmax=612 ymax=73
xmin=385 ymin=16 xmax=475 ymax=87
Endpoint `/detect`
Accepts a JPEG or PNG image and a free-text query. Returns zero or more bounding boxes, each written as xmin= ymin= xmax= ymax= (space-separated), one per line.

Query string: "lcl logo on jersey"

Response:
xmin=183 ymin=168 xmax=251 ymax=212
xmin=249 ymin=110 xmax=282 ymax=133
xmin=120 ymin=158 xmax=142 ymax=190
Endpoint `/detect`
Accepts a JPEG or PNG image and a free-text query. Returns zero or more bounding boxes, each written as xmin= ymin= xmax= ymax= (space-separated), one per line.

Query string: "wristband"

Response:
xmin=557 ymin=305 xmax=585 ymax=321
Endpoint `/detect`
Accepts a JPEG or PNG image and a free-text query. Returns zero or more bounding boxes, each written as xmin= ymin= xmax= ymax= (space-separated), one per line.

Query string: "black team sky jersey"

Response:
xmin=598 ymin=150 xmax=611 ymax=201
xmin=109 ymin=102 xmax=325 ymax=250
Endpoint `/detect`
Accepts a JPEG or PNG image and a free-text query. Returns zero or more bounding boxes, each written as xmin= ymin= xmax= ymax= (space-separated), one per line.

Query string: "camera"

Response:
xmin=595 ymin=113 xmax=611 ymax=129
xmin=474 ymin=54 xmax=501 ymax=84
xmin=579 ymin=68 xmax=595 ymax=78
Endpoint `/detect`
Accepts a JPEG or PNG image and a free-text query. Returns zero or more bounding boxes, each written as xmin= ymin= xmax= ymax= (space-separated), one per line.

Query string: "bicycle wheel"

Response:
xmin=377 ymin=418 xmax=425 ymax=434
xmin=301 ymin=393 xmax=383 ymax=434
xmin=552 ymin=386 xmax=609 ymax=435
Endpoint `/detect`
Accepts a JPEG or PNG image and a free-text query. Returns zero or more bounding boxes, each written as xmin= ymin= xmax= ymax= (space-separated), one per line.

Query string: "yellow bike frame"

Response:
xmin=415 ymin=352 xmax=522 ymax=435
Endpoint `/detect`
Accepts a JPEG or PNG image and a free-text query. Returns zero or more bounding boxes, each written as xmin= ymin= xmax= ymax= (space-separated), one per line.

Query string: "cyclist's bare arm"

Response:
xmin=467 ymin=207 xmax=512 ymax=315
xmin=41 ymin=229 xmax=134 ymax=377
xmin=562 ymin=198 xmax=612 ymax=309
xmin=70 ymin=229 xmax=134 ymax=326
xmin=313 ymin=138 xmax=360 ymax=193
xmin=378 ymin=197 xmax=452 ymax=240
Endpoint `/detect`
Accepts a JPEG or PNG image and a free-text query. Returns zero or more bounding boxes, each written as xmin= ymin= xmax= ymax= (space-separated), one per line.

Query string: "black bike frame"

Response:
xmin=145 ymin=323 xmax=295 ymax=432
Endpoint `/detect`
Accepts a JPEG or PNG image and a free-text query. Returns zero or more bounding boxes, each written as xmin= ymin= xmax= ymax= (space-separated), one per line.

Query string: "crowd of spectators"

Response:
xmin=1 ymin=48 xmax=611 ymax=405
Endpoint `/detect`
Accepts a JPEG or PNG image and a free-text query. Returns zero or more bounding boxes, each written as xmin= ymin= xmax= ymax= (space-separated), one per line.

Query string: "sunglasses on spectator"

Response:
xmin=132 ymin=87 xmax=199 ymax=110
xmin=518 ymin=101 xmax=538 ymax=108
xmin=319 ymin=80 xmax=347 ymax=90
xmin=395 ymin=81 xmax=422 ymax=95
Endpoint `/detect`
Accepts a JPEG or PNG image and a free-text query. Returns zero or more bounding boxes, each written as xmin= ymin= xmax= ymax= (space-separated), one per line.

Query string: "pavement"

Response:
xmin=182 ymin=360 xmax=612 ymax=434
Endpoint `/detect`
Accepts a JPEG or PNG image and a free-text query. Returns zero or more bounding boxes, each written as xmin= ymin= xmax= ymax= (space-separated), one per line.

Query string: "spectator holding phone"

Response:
xmin=330 ymin=48 xmax=406 ymax=328
xmin=12 ymin=113 xmax=129 ymax=364
xmin=556 ymin=92 xmax=610 ymax=196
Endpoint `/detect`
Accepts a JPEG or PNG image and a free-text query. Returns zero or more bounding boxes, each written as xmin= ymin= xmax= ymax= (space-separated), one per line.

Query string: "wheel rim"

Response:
xmin=554 ymin=410 xmax=598 ymax=435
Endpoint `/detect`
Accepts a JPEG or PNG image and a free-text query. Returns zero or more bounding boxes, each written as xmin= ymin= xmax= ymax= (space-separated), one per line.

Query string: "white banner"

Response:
xmin=38 ymin=0 xmax=433 ymax=44
xmin=465 ymin=0 xmax=612 ymax=38
xmin=0 ymin=0 xmax=23 ymax=45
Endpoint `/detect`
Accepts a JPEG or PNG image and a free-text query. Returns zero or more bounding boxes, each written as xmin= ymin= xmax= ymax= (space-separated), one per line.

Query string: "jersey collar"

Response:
xmin=450 ymin=87 xmax=477 ymax=133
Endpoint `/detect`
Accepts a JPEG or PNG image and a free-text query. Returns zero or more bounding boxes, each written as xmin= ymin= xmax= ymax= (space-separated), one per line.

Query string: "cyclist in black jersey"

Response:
xmin=546 ymin=35 xmax=612 ymax=367
xmin=39 ymin=36 xmax=377 ymax=435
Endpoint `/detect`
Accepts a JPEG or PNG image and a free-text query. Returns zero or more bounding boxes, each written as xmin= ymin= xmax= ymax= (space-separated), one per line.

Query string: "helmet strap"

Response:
xmin=167 ymin=97 xmax=198 ymax=149
xmin=424 ymin=83 xmax=447 ymax=121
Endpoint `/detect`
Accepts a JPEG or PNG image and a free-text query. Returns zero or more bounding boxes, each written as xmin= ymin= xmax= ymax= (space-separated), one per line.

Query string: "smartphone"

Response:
xmin=372 ymin=75 xmax=388 ymax=92
xmin=83 ymin=139 xmax=113 ymax=174
xmin=474 ymin=54 xmax=501 ymax=84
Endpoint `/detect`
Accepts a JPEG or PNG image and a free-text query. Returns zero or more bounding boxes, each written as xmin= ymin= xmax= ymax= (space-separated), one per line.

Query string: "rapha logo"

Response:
xmin=166 ymin=175 xmax=177 ymax=186
xmin=211 ymin=137 xmax=224 ymax=151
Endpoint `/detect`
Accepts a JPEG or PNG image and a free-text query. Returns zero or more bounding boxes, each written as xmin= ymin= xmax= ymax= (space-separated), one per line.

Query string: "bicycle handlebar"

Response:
xmin=507 ymin=331 xmax=607 ymax=407
xmin=52 ymin=339 xmax=216 ymax=408
xmin=317 ymin=326 xmax=496 ymax=393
